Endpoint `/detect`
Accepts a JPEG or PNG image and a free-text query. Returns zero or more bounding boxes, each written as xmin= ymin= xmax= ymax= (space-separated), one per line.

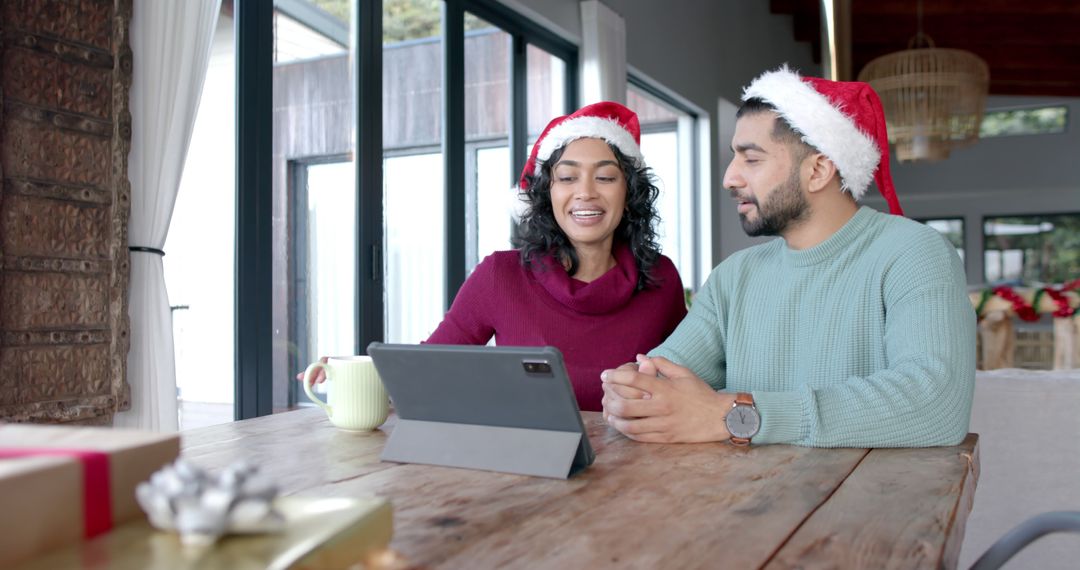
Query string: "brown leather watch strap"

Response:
xmin=729 ymin=392 xmax=756 ymax=446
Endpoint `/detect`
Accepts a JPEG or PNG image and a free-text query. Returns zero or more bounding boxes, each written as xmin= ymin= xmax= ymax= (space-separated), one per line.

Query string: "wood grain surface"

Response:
xmin=182 ymin=409 xmax=978 ymax=569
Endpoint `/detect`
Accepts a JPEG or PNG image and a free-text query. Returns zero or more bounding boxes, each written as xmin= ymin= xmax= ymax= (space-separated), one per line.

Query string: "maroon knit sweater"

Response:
xmin=426 ymin=244 xmax=687 ymax=411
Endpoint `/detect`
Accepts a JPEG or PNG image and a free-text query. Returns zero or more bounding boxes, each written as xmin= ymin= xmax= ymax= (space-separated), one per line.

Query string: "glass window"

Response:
xmin=475 ymin=145 xmax=511 ymax=262
xmin=383 ymin=1 xmax=445 ymax=343
xmin=917 ymin=218 xmax=965 ymax=263
xmin=467 ymin=34 xmax=572 ymax=271
xmin=466 ymin=17 xmax=511 ymax=268
xmin=221 ymin=0 xmax=578 ymax=420
xmin=983 ymin=214 xmax=1080 ymax=284
xmin=290 ymin=160 xmax=357 ymax=397
xmin=384 ymin=153 xmax=445 ymax=343
xmin=270 ymin=2 xmax=353 ymax=410
xmin=980 ymin=106 xmax=1068 ymax=138
xmin=627 ymin=83 xmax=695 ymax=286
xmin=526 ymin=44 xmax=568 ymax=139
xmin=168 ymin=3 xmax=236 ymax=429
xmin=273 ymin=11 xmax=347 ymax=62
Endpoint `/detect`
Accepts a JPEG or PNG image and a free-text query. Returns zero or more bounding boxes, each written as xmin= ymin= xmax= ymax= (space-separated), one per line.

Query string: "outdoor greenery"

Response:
xmin=310 ymin=0 xmax=490 ymax=43
xmin=980 ymin=106 xmax=1068 ymax=138
xmin=984 ymin=214 xmax=1080 ymax=284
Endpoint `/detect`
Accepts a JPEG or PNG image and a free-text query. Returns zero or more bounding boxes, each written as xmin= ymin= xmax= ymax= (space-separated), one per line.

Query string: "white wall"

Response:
xmin=501 ymin=0 xmax=819 ymax=268
xmin=862 ymin=95 xmax=1080 ymax=284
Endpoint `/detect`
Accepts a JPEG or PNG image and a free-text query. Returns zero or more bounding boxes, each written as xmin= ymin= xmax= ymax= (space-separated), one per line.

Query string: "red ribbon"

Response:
xmin=0 ymin=448 xmax=114 ymax=538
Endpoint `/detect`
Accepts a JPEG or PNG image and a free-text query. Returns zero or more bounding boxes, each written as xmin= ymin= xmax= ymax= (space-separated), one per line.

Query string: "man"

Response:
xmin=600 ymin=66 xmax=975 ymax=448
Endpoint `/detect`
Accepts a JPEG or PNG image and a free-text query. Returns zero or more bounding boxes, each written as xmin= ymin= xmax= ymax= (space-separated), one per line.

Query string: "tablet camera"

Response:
xmin=522 ymin=360 xmax=553 ymax=375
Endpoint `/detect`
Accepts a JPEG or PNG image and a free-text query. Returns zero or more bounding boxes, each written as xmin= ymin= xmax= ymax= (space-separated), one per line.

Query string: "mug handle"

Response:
xmin=303 ymin=361 xmax=332 ymax=416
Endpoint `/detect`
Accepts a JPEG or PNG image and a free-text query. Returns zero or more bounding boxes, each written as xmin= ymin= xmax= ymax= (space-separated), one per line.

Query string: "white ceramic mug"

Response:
xmin=303 ymin=356 xmax=390 ymax=431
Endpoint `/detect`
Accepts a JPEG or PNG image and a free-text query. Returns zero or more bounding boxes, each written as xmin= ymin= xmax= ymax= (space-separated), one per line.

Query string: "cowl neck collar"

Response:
xmin=530 ymin=243 xmax=638 ymax=315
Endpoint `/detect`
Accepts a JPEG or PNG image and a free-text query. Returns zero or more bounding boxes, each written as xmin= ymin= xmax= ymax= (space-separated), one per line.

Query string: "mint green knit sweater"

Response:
xmin=652 ymin=207 xmax=975 ymax=447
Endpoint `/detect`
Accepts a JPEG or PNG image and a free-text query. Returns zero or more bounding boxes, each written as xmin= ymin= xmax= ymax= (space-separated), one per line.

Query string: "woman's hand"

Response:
xmin=294 ymin=356 xmax=330 ymax=384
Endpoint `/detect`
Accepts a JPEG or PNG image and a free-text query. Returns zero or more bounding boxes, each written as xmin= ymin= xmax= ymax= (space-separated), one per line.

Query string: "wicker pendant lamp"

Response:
xmin=857 ymin=0 xmax=989 ymax=162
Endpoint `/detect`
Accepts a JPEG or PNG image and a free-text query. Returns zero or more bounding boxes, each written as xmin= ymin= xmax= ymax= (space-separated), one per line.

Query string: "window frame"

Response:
xmin=234 ymin=0 xmax=577 ymax=419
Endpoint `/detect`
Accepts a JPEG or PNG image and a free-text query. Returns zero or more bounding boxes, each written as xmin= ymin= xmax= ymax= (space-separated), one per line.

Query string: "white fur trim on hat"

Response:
xmin=509 ymin=188 xmax=530 ymax=221
xmin=742 ymin=66 xmax=879 ymax=200
xmin=533 ymin=116 xmax=644 ymax=176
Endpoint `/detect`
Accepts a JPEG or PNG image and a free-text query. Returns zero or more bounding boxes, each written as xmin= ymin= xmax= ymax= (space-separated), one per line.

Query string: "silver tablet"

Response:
xmin=367 ymin=342 xmax=595 ymax=478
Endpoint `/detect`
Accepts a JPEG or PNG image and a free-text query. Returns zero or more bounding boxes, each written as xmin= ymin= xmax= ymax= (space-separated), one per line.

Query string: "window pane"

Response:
xmin=983 ymin=214 xmax=1080 ymax=284
xmin=465 ymin=18 xmax=509 ymax=142
xmin=980 ymin=106 xmax=1068 ymax=138
xmin=301 ymin=162 xmax=357 ymax=360
xmin=476 ymin=146 xmax=512 ymax=259
xmin=919 ymin=218 xmax=965 ymax=263
xmin=628 ymin=88 xmax=680 ymax=124
xmin=628 ymin=84 xmax=693 ymax=285
xmin=384 ymin=1 xmax=445 ymax=343
xmin=384 ymin=2 xmax=442 ymax=149
xmin=467 ymin=16 xmax=511 ymax=267
xmin=527 ymin=44 xmax=568 ymax=138
xmin=272 ymin=2 xmax=354 ymax=411
xmin=168 ymin=4 xmax=236 ymax=429
xmin=639 ymin=130 xmax=679 ymax=264
xmin=273 ymin=10 xmax=348 ymax=62
xmin=384 ymin=153 xmax=445 ymax=342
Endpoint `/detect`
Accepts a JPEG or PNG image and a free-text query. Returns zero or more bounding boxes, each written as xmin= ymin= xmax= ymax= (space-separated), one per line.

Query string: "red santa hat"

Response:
xmin=741 ymin=66 xmax=904 ymax=216
xmin=517 ymin=101 xmax=644 ymax=190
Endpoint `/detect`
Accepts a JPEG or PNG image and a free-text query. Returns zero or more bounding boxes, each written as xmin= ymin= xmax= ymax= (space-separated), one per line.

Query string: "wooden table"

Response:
xmin=182 ymin=409 xmax=979 ymax=569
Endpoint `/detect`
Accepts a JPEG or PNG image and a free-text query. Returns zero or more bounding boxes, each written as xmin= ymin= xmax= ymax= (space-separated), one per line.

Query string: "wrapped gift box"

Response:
xmin=13 ymin=496 xmax=395 ymax=570
xmin=0 ymin=424 xmax=180 ymax=567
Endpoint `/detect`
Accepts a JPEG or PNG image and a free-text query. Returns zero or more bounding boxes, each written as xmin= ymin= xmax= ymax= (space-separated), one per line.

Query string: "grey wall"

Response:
xmin=862 ymin=95 xmax=1080 ymax=284
xmin=501 ymin=0 xmax=819 ymax=268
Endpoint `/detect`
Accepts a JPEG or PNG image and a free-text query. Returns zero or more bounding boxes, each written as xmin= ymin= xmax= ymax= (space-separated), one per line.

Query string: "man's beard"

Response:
xmin=737 ymin=166 xmax=810 ymax=237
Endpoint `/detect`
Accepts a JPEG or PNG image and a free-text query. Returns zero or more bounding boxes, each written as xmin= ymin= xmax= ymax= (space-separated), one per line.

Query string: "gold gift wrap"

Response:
xmin=13 ymin=496 xmax=394 ymax=570
xmin=0 ymin=424 xmax=180 ymax=567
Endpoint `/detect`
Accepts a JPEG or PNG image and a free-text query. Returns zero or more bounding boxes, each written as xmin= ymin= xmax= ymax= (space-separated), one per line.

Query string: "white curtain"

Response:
xmin=115 ymin=0 xmax=221 ymax=431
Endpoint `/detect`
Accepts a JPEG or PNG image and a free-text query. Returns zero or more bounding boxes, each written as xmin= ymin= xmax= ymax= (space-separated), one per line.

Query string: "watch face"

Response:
xmin=725 ymin=404 xmax=761 ymax=439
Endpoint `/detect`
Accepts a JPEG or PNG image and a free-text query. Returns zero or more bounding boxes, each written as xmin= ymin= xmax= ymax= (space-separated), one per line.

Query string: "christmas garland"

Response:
xmin=1044 ymin=288 xmax=1075 ymax=318
xmin=975 ymin=281 xmax=1080 ymax=320
xmin=991 ymin=286 xmax=1042 ymax=322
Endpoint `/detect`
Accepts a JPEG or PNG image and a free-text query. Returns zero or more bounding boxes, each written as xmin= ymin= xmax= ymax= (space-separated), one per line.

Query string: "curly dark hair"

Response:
xmin=514 ymin=142 xmax=662 ymax=291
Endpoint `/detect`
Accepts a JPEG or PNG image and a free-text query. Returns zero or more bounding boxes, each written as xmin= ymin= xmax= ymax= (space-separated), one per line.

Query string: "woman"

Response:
xmin=425 ymin=101 xmax=686 ymax=411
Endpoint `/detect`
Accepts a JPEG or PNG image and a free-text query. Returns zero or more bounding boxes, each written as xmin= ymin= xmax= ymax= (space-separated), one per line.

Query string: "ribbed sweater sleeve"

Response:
xmin=650 ymin=269 xmax=728 ymax=390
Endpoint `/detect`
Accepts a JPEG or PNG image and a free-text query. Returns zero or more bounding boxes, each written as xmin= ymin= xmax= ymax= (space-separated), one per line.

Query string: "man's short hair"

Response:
xmin=736 ymin=97 xmax=814 ymax=161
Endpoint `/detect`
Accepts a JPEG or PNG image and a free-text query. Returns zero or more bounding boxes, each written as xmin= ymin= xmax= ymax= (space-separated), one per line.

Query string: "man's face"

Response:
xmin=723 ymin=112 xmax=810 ymax=237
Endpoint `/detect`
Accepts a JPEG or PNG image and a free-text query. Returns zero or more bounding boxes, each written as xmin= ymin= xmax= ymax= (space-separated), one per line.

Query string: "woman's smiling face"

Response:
xmin=549 ymin=137 xmax=627 ymax=253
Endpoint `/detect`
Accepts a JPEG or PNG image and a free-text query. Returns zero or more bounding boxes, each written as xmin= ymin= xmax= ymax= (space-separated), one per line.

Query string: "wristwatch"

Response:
xmin=725 ymin=392 xmax=761 ymax=446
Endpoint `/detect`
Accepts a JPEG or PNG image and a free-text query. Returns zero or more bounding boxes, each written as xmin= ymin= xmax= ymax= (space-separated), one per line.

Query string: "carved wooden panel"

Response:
xmin=0 ymin=0 xmax=132 ymax=424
